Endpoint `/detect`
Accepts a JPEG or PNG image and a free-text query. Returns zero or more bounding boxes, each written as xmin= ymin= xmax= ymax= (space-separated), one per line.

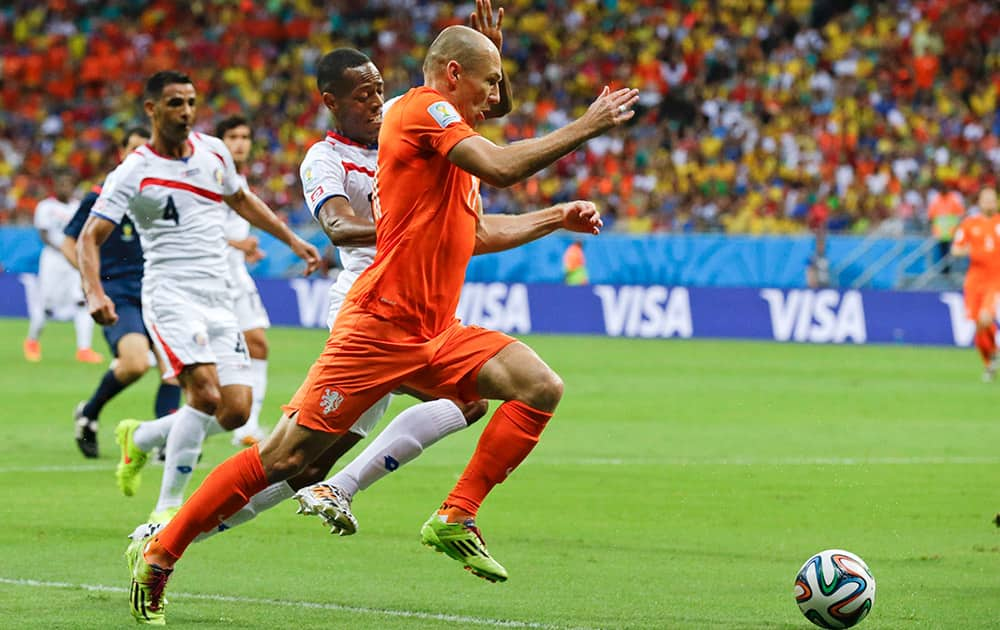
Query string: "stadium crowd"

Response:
xmin=0 ymin=0 xmax=998 ymax=235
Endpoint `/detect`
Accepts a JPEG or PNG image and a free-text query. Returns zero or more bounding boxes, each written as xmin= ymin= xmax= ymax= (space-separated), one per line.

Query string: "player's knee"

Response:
xmin=248 ymin=336 xmax=268 ymax=360
xmin=115 ymin=353 xmax=149 ymax=383
xmin=187 ymin=383 xmax=222 ymax=416
xmin=268 ymin=450 xmax=309 ymax=482
xmin=521 ymin=369 xmax=563 ymax=412
xmin=216 ymin=406 xmax=249 ymax=431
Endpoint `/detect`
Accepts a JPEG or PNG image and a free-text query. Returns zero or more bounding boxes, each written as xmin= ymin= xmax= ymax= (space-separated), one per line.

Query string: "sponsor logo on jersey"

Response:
xmin=303 ymin=167 xmax=313 ymax=183
xmin=427 ymin=101 xmax=462 ymax=128
xmin=321 ymin=388 xmax=344 ymax=415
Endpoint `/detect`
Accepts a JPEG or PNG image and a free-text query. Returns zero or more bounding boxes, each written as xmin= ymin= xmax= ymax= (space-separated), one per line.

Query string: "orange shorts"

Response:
xmin=282 ymin=301 xmax=516 ymax=434
xmin=964 ymin=286 xmax=998 ymax=322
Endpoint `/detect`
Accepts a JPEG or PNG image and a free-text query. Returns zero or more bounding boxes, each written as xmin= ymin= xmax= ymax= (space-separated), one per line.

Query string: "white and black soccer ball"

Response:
xmin=794 ymin=549 xmax=875 ymax=629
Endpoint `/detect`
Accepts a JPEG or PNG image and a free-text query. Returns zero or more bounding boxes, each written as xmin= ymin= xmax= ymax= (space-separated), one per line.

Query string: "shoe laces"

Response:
xmin=461 ymin=518 xmax=488 ymax=548
xmin=145 ymin=565 xmax=172 ymax=611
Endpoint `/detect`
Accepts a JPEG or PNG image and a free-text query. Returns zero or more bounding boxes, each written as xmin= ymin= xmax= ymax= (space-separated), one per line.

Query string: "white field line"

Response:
xmin=0 ymin=577 xmax=565 ymax=629
xmin=2 ymin=455 xmax=999 ymax=475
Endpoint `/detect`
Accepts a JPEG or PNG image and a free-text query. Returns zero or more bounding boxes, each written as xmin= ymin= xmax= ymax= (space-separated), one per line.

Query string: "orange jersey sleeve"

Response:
xmin=348 ymin=87 xmax=481 ymax=338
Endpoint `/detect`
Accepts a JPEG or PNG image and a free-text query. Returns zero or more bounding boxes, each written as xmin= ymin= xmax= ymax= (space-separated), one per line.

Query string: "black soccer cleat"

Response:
xmin=73 ymin=401 xmax=99 ymax=458
xmin=993 ymin=513 xmax=1000 ymax=528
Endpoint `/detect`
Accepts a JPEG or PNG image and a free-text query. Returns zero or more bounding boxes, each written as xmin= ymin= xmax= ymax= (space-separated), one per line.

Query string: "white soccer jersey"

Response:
xmin=93 ymin=132 xmax=242 ymax=285
xmin=300 ymin=131 xmax=377 ymax=276
xmin=34 ymin=196 xmax=79 ymax=251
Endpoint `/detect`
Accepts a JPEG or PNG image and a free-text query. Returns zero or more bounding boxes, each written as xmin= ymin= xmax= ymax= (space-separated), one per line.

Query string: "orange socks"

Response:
xmin=152 ymin=446 xmax=269 ymax=562
xmin=443 ymin=400 xmax=552 ymax=517
xmin=974 ymin=324 xmax=997 ymax=365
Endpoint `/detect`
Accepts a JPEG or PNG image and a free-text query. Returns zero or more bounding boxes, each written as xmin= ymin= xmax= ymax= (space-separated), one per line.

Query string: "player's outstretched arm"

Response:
xmin=449 ymin=86 xmax=638 ymax=188
xmin=78 ymin=215 xmax=117 ymax=325
xmin=316 ymin=196 xmax=377 ymax=247
xmin=224 ymin=188 xmax=321 ymax=274
xmin=474 ymin=200 xmax=602 ymax=255
xmin=470 ymin=0 xmax=512 ymax=119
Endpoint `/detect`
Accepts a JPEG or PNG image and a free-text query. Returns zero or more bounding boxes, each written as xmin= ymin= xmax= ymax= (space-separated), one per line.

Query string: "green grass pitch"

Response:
xmin=1 ymin=318 xmax=998 ymax=629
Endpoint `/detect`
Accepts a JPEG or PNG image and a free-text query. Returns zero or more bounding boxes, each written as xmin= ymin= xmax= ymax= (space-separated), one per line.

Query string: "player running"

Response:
xmin=124 ymin=18 xmax=637 ymax=626
xmin=25 ymin=167 xmax=103 ymax=364
xmin=62 ymin=127 xmax=182 ymax=458
xmin=78 ymin=71 xmax=320 ymax=526
xmin=217 ymin=115 xmax=272 ymax=446
xmin=127 ymin=41 xmax=497 ymax=545
xmin=951 ymin=186 xmax=1000 ymax=381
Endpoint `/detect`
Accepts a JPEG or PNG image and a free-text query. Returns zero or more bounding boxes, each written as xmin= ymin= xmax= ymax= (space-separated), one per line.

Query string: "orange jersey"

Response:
xmin=954 ymin=214 xmax=1000 ymax=289
xmin=347 ymin=87 xmax=480 ymax=338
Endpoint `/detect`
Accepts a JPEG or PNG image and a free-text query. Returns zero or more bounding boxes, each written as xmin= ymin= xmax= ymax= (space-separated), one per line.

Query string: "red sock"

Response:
xmin=975 ymin=326 xmax=997 ymax=365
xmin=443 ymin=400 xmax=552 ymax=517
xmin=153 ymin=446 xmax=269 ymax=561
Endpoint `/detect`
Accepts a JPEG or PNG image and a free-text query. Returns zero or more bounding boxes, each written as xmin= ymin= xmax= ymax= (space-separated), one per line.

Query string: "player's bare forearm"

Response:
xmin=486 ymin=69 xmax=513 ymax=119
xmin=77 ymin=216 xmax=117 ymax=323
xmin=474 ymin=207 xmax=564 ymax=255
xmin=450 ymin=87 xmax=637 ymax=187
xmin=60 ymin=236 xmax=81 ymax=270
xmin=227 ymin=188 xmax=297 ymax=247
xmin=317 ymin=198 xmax=376 ymax=247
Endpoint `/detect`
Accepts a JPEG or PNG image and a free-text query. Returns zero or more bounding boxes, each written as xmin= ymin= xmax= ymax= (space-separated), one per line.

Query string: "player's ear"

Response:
xmin=446 ymin=60 xmax=462 ymax=86
xmin=322 ymin=92 xmax=338 ymax=115
xmin=143 ymin=99 xmax=156 ymax=119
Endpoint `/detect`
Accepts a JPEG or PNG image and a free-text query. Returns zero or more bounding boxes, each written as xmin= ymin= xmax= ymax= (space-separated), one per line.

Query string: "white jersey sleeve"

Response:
xmin=300 ymin=144 xmax=347 ymax=218
xmin=93 ymin=154 xmax=142 ymax=225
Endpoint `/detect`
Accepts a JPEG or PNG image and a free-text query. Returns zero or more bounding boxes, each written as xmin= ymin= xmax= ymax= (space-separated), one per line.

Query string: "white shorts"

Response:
xmin=142 ymin=279 xmax=252 ymax=386
xmin=233 ymin=286 xmax=271 ymax=332
xmin=38 ymin=248 xmax=84 ymax=317
xmin=326 ymin=269 xmax=390 ymax=437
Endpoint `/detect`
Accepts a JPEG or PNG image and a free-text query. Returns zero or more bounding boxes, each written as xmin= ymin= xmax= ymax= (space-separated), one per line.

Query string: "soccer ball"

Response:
xmin=794 ymin=549 xmax=875 ymax=629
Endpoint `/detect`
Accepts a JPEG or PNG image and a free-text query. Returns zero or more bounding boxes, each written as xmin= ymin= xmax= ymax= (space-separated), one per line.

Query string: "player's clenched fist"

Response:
xmin=87 ymin=293 xmax=118 ymax=326
xmin=559 ymin=200 xmax=603 ymax=235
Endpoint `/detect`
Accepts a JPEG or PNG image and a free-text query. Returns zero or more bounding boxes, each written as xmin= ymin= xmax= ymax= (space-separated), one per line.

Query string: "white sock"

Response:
xmin=194 ymin=481 xmax=295 ymax=542
xmin=26 ymin=299 xmax=45 ymax=340
xmin=133 ymin=411 xmax=181 ymax=452
xmin=235 ymin=359 xmax=268 ymax=438
xmin=154 ymin=405 xmax=215 ymax=513
xmin=329 ymin=399 xmax=468 ymax=498
xmin=73 ymin=307 xmax=94 ymax=350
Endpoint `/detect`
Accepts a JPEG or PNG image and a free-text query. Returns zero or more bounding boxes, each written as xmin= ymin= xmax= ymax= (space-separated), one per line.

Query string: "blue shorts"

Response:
xmin=102 ymin=298 xmax=149 ymax=357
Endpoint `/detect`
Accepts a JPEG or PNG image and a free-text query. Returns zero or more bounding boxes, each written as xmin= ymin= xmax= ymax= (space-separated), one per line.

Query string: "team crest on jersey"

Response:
xmin=428 ymin=101 xmax=462 ymax=128
xmin=192 ymin=331 xmax=209 ymax=347
xmin=214 ymin=168 xmax=224 ymax=185
xmin=320 ymin=388 xmax=344 ymax=415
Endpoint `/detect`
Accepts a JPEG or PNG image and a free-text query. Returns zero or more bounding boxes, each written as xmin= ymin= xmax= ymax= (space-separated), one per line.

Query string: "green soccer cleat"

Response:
xmin=420 ymin=512 xmax=509 ymax=583
xmin=115 ymin=419 xmax=148 ymax=497
xmin=148 ymin=508 xmax=179 ymax=525
xmin=125 ymin=534 xmax=172 ymax=625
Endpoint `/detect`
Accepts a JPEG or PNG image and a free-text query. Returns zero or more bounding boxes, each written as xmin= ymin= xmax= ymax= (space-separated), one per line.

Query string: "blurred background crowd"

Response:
xmin=0 ymin=0 xmax=998 ymax=236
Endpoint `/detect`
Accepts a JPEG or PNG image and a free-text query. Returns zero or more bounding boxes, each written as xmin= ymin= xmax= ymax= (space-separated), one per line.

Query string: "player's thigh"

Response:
xmin=258 ymin=412 xmax=345 ymax=481
xmin=407 ymin=324 xmax=518 ymax=403
xmin=475 ymin=341 xmax=564 ymax=411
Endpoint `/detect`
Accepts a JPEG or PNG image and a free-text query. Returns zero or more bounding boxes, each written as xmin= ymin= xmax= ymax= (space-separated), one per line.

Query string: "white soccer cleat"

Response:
xmin=293 ymin=482 xmax=358 ymax=536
